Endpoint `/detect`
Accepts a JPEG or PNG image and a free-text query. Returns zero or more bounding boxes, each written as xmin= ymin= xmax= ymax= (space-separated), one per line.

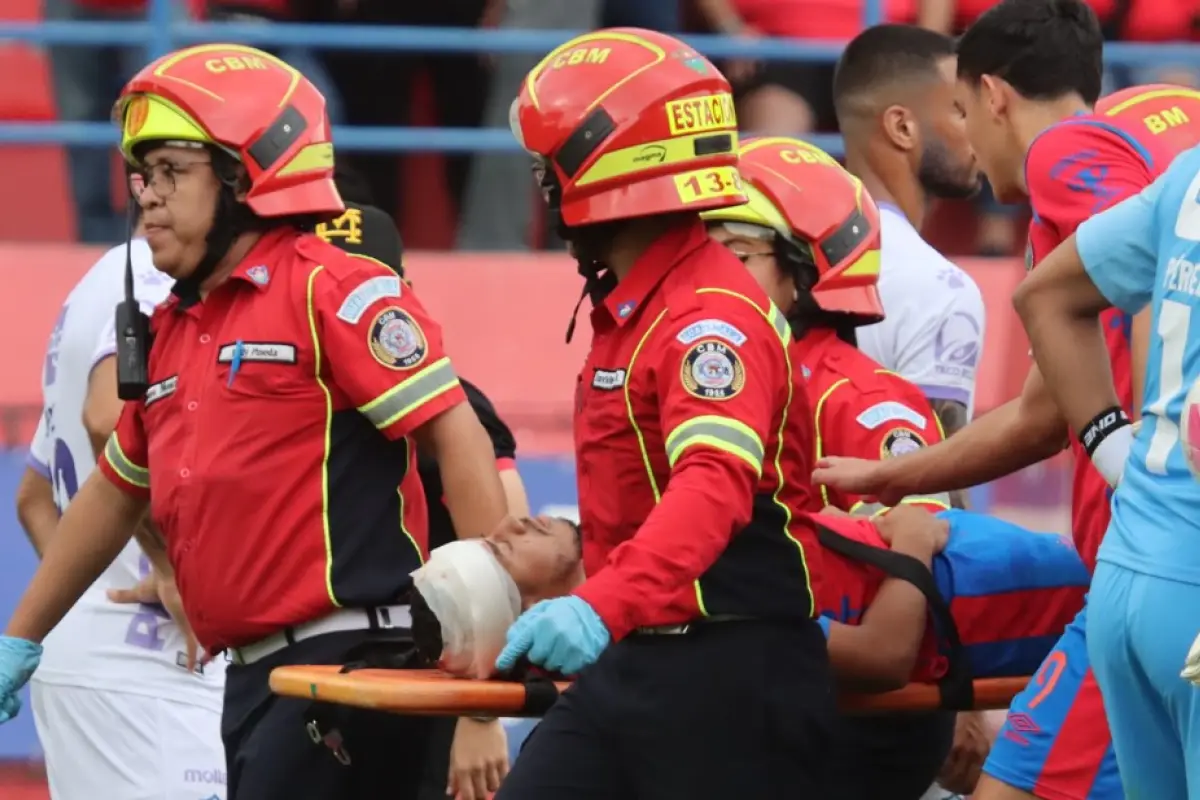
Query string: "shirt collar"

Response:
xmin=600 ymin=218 xmax=710 ymax=326
xmin=229 ymin=228 xmax=293 ymax=289
xmin=170 ymin=228 xmax=292 ymax=308
xmin=789 ymin=327 xmax=842 ymax=372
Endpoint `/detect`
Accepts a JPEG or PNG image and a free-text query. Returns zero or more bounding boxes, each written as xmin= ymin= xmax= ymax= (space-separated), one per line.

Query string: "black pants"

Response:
xmin=221 ymin=630 xmax=449 ymax=800
xmin=825 ymin=711 xmax=957 ymax=800
xmin=496 ymin=619 xmax=836 ymax=800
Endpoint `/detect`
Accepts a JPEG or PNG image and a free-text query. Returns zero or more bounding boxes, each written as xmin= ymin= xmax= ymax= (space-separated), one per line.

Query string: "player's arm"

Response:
xmin=315 ymin=266 xmax=508 ymax=540
xmin=572 ymin=306 xmax=786 ymax=640
xmin=813 ymin=366 xmax=1067 ymax=507
xmin=15 ymin=469 xmax=56 ymax=559
xmin=5 ymin=404 xmax=151 ymax=643
xmin=462 ymin=378 xmax=530 ymax=517
xmin=16 ymin=412 xmax=57 ymax=556
xmin=86 ymin=340 xmax=173 ymax=577
xmin=821 ymin=509 xmax=947 ymax=690
xmin=1014 ymin=175 xmax=1167 ymax=482
xmin=82 ymin=356 xmax=122 ymax=460
xmin=824 ymin=384 xmax=951 ymax=514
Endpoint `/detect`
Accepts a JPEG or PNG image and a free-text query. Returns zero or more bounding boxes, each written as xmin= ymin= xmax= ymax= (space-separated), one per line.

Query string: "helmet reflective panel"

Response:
xmin=703 ymin=136 xmax=884 ymax=320
xmin=113 ymin=44 xmax=344 ymax=219
xmin=511 ymin=28 xmax=747 ymax=227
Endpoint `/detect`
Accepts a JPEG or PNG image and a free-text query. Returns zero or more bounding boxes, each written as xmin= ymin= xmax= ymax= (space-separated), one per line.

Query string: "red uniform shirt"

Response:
xmin=569 ymin=220 xmax=824 ymax=641
xmin=99 ymin=229 xmax=466 ymax=649
xmin=1024 ymin=85 xmax=1200 ymax=570
xmin=794 ymin=328 xmax=950 ymax=514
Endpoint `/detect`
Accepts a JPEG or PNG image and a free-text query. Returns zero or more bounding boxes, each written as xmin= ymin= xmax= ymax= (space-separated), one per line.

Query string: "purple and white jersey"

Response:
xmin=27 ymin=239 xmax=224 ymax=706
xmin=856 ymin=203 xmax=986 ymax=419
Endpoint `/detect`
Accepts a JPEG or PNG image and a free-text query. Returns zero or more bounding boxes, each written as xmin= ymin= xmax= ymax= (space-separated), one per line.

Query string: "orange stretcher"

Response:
xmin=269 ymin=666 xmax=1028 ymax=717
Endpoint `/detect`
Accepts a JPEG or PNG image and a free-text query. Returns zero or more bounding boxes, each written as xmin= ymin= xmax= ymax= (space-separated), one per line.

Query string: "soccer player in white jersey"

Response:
xmin=829 ymin=23 xmax=989 ymax=800
xmin=13 ymin=221 xmax=227 ymax=800
xmin=835 ymin=25 xmax=986 ymax=439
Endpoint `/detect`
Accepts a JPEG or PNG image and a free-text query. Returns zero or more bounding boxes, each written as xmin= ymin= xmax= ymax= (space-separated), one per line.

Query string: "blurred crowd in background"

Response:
xmin=32 ymin=0 xmax=1200 ymax=256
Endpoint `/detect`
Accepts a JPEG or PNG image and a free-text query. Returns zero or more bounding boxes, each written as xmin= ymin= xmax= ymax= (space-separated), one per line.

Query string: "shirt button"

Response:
xmin=187 ymin=401 xmax=198 ymax=411
xmin=199 ymin=334 xmax=211 ymax=344
xmin=180 ymin=468 xmax=190 ymax=478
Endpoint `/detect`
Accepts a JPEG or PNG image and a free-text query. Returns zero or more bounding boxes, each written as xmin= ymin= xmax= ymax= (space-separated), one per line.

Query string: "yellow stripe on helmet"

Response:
xmin=699 ymin=183 xmax=789 ymax=237
xmin=119 ymin=94 xmax=214 ymax=164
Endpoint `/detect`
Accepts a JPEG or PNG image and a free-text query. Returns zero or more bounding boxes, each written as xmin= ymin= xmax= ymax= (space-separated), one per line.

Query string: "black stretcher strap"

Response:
xmin=816 ymin=524 xmax=975 ymax=711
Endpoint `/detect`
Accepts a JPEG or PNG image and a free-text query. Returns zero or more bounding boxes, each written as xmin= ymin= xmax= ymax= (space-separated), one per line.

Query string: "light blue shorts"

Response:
xmin=1088 ymin=561 xmax=1200 ymax=799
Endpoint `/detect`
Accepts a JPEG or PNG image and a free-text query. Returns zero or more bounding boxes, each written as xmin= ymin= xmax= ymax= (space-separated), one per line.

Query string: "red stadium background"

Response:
xmin=1 ymin=244 xmax=1037 ymax=454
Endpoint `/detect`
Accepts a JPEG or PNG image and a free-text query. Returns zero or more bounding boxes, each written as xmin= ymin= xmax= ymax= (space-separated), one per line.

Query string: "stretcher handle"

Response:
xmin=269 ymin=666 xmax=1028 ymax=716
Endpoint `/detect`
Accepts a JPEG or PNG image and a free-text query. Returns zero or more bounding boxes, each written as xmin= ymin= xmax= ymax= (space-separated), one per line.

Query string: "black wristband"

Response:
xmin=1078 ymin=406 xmax=1131 ymax=458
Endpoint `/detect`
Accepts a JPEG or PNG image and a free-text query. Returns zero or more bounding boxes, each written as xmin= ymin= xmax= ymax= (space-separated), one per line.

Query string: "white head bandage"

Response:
xmin=411 ymin=539 xmax=522 ymax=679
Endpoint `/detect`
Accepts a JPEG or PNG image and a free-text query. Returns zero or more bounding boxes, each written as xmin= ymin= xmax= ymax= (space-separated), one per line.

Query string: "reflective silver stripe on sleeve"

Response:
xmin=665 ymin=419 xmax=766 ymax=470
xmin=768 ymin=303 xmax=790 ymax=345
xmin=358 ymin=357 xmax=460 ymax=429
xmin=850 ymin=502 xmax=886 ymax=517
xmin=900 ymin=493 xmax=952 ymax=509
xmin=104 ymin=435 xmax=149 ymax=488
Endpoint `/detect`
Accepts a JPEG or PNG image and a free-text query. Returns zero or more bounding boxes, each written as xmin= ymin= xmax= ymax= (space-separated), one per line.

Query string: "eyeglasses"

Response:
xmin=733 ymin=250 xmax=774 ymax=263
xmin=128 ymin=159 xmax=212 ymax=199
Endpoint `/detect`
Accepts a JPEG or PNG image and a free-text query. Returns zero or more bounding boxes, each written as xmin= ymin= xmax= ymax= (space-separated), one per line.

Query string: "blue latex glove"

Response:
xmin=0 ymin=636 xmax=42 ymax=724
xmin=495 ymin=596 xmax=611 ymax=676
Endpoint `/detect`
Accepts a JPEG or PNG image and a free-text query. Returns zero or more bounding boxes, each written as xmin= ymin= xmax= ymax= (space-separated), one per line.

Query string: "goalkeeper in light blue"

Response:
xmin=1013 ymin=143 xmax=1200 ymax=799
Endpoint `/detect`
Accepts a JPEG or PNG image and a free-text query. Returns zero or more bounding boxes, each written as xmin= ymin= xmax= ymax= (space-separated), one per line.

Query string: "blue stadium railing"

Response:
xmin=0 ymin=0 xmax=1197 ymax=158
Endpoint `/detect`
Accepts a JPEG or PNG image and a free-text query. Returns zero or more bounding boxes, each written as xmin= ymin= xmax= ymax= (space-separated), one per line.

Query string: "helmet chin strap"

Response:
xmin=171 ymin=150 xmax=260 ymax=304
xmin=774 ymin=235 xmax=858 ymax=345
xmin=539 ymin=166 xmax=621 ymax=344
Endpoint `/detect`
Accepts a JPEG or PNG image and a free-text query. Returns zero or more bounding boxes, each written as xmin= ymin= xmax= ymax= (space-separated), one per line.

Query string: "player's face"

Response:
xmin=133 ymin=144 xmax=222 ymax=280
xmin=915 ymin=57 xmax=981 ymax=200
xmin=485 ymin=516 xmax=584 ymax=606
xmin=707 ymin=224 xmax=794 ymax=314
xmin=957 ymin=76 xmax=1027 ymax=203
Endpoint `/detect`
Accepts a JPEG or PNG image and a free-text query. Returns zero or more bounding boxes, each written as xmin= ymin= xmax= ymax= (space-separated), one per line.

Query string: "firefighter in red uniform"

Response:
xmin=492 ymin=29 xmax=835 ymax=799
xmin=0 ymin=44 xmax=510 ymax=800
xmin=703 ymin=136 xmax=962 ymax=800
xmin=702 ymin=137 xmax=952 ymax=517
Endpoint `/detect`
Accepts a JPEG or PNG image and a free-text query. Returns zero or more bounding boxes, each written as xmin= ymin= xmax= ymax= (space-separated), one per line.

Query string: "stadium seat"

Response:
xmin=0 ymin=39 xmax=74 ymax=242
xmin=1 ymin=0 xmax=41 ymax=21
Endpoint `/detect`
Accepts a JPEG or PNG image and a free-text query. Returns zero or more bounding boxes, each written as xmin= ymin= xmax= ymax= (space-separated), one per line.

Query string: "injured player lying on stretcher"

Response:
xmin=410 ymin=508 xmax=1089 ymax=691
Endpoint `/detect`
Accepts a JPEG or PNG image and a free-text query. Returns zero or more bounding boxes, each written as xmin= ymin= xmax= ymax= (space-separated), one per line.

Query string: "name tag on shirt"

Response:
xmin=145 ymin=376 xmax=178 ymax=407
xmin=216 ymin=342 xmax=297 ymax=365
xmin=592 ymin=368 xmax=627 ymax=390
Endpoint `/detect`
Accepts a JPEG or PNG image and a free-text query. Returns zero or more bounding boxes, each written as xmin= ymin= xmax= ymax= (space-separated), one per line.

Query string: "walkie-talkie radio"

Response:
xmin=116 ymin=210 xmax=150 ymax=400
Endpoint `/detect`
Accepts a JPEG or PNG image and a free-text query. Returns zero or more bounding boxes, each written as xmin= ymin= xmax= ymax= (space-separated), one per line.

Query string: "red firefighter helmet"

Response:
xmin=113 ymin=44 xmax=343 ymax=219
xmin=510 ymin=28 xmax=747 ymax=227
xmin=702 ymin=136 xmax=884 ymax=320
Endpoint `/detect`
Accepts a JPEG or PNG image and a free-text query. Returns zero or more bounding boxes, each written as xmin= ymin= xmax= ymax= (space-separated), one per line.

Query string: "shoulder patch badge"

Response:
xmin=368 ymin=307 xmax=427 ymax=370
xmin=675 ymin=318 xmax=747 ymax=347
xmin=681 ymin=339 xmax=745 ymax=400
xmin=856 ymin=401 xmax=927 ymax=431
xmin=881 ymin=428 xmax=926 ymax=459
xmin=337 ymin=275 xmax=402 ymax=324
